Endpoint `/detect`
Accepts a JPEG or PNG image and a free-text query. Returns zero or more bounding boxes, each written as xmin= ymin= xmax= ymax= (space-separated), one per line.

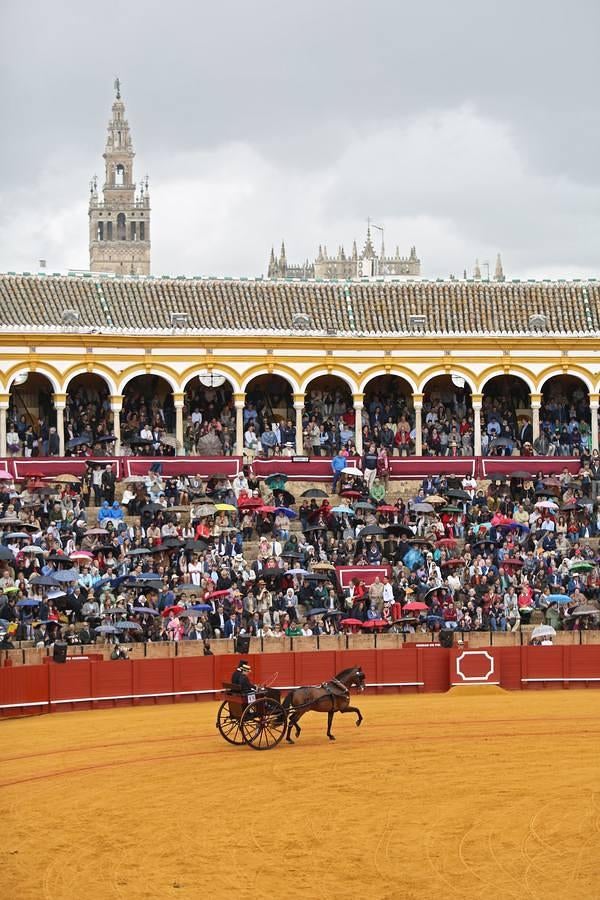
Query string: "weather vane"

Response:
xmin=114 ymin=77 xmax=121 ymax=99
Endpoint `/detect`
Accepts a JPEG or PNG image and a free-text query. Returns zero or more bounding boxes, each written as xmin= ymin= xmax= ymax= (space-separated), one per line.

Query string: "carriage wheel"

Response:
xmin=240 ymin=698 xmax=287 ymax=751
xmin=216 ymin=701 xmax=245 ymax=745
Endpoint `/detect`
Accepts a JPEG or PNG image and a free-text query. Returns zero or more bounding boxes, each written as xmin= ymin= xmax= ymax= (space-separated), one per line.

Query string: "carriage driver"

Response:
xmin=231 ymin=660 xmax=256 ymax=693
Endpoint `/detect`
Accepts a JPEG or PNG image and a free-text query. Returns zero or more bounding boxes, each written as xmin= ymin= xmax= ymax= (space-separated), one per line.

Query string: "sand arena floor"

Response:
xmin=2 ymin=691 xmax=600 ymax=900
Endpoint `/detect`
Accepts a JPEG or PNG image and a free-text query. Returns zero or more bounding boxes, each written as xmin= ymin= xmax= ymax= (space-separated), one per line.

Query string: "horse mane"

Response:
xmin=335 ymin=667 xmax=358 ymax=681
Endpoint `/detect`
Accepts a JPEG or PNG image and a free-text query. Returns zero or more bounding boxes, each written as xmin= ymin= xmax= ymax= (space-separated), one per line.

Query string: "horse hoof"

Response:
xmin=356 ymin=720 xmax=362 ymax=727
xmin=286 ymin=738 xmax=294 ymax=744
xmin=328 ymin=735 xmax=336 ymax=741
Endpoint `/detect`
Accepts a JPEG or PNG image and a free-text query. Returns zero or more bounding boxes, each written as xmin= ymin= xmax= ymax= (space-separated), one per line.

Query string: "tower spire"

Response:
xmin=494 ymin=252 xmax=505 ymax=282
xmin=88 ymin=82 xmax=151 ymax=276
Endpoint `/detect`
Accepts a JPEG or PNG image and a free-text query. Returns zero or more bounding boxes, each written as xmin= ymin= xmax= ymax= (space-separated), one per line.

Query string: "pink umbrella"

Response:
xmin=0 ymin=469 xmax=13 ymax=480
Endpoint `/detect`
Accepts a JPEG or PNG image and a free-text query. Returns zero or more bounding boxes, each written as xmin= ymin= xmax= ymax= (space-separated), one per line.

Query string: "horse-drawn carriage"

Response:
xmin=216 ymin=666 xmax=366 ymax=749
xmin=216 ymin=682 xmax=288 ymax=750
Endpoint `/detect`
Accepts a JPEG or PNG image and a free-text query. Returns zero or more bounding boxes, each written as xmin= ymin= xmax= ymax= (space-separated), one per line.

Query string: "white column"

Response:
xmin=590 ymin=393 xmax=599 ymax=454
xmin=0 ymin=394 xmax=8 ymax=458
xmin=53 ymin=394 xmax=67 ymax=457
xmin=353 ymin=393 xmax=364 ymax=456
xmin=293 ymin=394 xmax=304 ymax=454
xmin=413 ymin=393 xmax=423 ymax=456
xmin=233 ymin=393 xmax=245 ymax=455
xmin=110 ymin=395 xmax=123 ymax=456
xmin=530 ymin=393 xmax=541 ymax=444
xmin=472 ymin=393 xmax=482 ymax=457
xmin=173 ymin=392 xmax=185 ymax=456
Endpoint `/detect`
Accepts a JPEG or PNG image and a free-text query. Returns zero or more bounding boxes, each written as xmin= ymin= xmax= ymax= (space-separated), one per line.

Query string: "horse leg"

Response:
xmin=286 ymin=711 xmax=297 ymax=743
xmin=341 ymin=705 xmax=363 ymax=727
xmin=327 ymin=709 xmax=335 ymax=741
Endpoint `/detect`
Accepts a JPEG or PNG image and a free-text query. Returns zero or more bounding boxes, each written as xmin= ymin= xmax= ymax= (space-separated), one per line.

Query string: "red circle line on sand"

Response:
xmin=1 ymin=713 xmax=599 ymax=766
xmin=3 ymin=728 xmax=600 ymax=789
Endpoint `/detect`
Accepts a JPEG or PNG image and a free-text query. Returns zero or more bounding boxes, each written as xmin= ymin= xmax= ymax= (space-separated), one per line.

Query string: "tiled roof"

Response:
xmin=0 ymin=274 xmax=598 ymax=336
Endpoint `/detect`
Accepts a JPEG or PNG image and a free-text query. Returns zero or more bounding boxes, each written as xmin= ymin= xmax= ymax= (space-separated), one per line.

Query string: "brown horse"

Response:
xmin=283 ymin=666 xmax=366 ymax=742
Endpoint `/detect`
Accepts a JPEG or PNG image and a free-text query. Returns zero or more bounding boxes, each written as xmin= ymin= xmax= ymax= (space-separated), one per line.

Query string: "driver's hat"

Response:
xmin=239 ymin=660 xmax=251 ymax=672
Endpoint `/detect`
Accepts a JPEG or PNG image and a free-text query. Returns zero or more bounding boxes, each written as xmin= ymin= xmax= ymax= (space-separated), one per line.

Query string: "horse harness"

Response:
xmin=321 ymin=677 xmax=350 ymax=709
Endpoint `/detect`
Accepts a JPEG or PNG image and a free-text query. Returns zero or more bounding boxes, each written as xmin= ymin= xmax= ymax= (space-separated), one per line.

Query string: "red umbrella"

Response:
xmin=25 ymin=470 xmax=46 ymax=479
xmin=362 ymin=619 xmax=388 ymax=629
xmin=258 ymin=506 xmax=276 ymax=514
xmin=376 ymin=505 xmax=397 ymax=513
xmin=403 ymin=601 xmax=429 ymax=612
xmin=491 ymin=513 xmax=512 ymax=526
xmin=435 ymin=538 xmax=457 ymax=548
xmin=340 ymin=490 xmax=362 ymax=498
xmin=502 ymin=558 xmax=524 ymax=568
xmin=340 ymin=618 xmax=364 ymax=627
xmin=441 ymin=558 xmax=465 ymax=568
xmin=205 ymin=589 xmax=231 ymax=599
xmin=238 ymin=496 xmax=263 ymax=508
xmin=162 ymin=605 xmax=184 ymax=617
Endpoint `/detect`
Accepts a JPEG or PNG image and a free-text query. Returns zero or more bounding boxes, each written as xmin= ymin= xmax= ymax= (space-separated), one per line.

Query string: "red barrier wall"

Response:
xmin=2 ymin=645 xmax=600 ymax=719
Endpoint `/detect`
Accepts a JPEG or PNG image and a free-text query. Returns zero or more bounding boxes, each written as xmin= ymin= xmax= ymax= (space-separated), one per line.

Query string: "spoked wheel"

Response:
xmin=240 ymin=698 xmax=287 ymax=751
xmin=216 ymin=701 xmax=245 ymax=745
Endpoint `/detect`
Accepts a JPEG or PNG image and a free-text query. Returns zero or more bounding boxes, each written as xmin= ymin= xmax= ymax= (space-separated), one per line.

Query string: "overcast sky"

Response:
xmin=1 ymin=0 xmax=599 ymax=279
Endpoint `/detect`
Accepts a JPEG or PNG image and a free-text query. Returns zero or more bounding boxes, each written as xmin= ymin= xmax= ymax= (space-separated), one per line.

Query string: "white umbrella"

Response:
xmin=535 ymin=500 xmax=559 ymax=510
xmin=531 ymin=624 xmax=556 ymax=640
xmin=341 ymin=466 xmax=363 ymax=477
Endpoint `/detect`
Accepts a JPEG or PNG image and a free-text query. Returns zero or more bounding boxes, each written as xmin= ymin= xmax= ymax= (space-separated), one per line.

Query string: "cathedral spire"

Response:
xmin=494 ymin=252 xmax=505 ymax=282
xmin=89 ymin=82 xmax=151 ymax=275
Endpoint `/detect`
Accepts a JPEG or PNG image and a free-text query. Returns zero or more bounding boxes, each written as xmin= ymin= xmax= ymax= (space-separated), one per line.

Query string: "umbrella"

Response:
xmin=21 ymin=546 xmax=44 ymax=555
xmin=357 ymin=525 xmax=387 ymax=537
xmin=257 ymin=506 xmax=276 ymax=514
xmin=570 ymin=561 xmax=594 ymax=573
xmin=307 ymin=607 xmax=328 ymax=616
xmin=376 ymin=505 xmax=398 ymax=514
xmin=5 ymin=532 xmax=30 ymax=540
xmin=543 ymin=477 xmax=561 ymax=487
xmin=535 ymin=500 xmax=559 ymax=510
xmin=95 ymin=625 xmax=118 ymax=634
xmin=51 ymin=569 xmax=80 ymax=583
xmin=354 ymin=501 xmax=376 ymax=512
xmin=312 ymin=562 xmax=335 ymax=570
xmin=511 ymin=470 xmax=533 ymax=480
xmin=215 ymin=503 xmax=236 ymax=512
xmin=435 ymin=538 xmax=457 ymax=548
xmin=531 ymin=625 xmax=556 ymax=640
xmin=159 ymin=434 xmax=178 ymax=448
xmin=286 ymin=568 xmax=311 ymax=577
xmin=126 ymin=548 xmax=151 ymax=556
xmin=129 ymin=437 xmax=154 ymax=447
xmin=502 ymin=558 xmax=524 ymax=568
xmin=0 ymin=517 xmax=24 ymax=525
xmin=546 ymin=594 xmax=572 ymax=605
xmin=441 ymin=558 xmax=465 ymax=569
xmin=115 ymin=620 xmax=142 ymax=630
xmin=0 ymin=469 xmax=13 ymax=480
xmin=265 ymin=473 xmax=288 ymax=488
xmin=85 ymin=528 xmax=109 ymax=535
xmin=301 ymin=489 xmax=328 ymax=498
xmin=162 ymin=605 xmax=184 ymax=617
xmin=569 ymin=607 xmax=599 ymax=617
xmin=362 ymin=619 xmax=389 ymax=629
xmin=104 ymin=607 xmax=128 ymax=615
xmin=426 ymin=495 xmax=447 ymax=505
xmin=205 ymin=590 xmax=230 ymax=599
xmin=141 ymin=503 xmax=165 ymax=515
xmin=70 ymin=550 xmax=94 ymax=561
xmin=186 ymin=603 xmax=213 ymax=611
xmin=385 ymin=524 xmax=414 ymax=538
xmin=281 ymin=550 xmax=303 ymax=559
xmin=184 ymin=539 xmax=209 ymax=551
xmin=445 ymin=489 xmax=472 ymax=501
xmin=489 ymin=437 xmax=513 ymax=450
xmin=272 ymin=489 xmax=296 ymax=507
xmin=439 ymin=506 xmax=462 ymax=514
xmin=16 ymin=598 xmax=41 ymax=607
xmin=340 ymin=618 xmax=364 ymax=627
xmin=303 ymin=523 xmax=328 ymax=532
xmin=123 ymin=475 xmax=147 ymax=484
xmin=331 ymin=506 xmax=355 ymax=515
xmin=340 ymin=489 xmax=362 ymax=498
xmin=274 ymin=507 xmax=297 ymax=519
xmin=176 ymin=584 xmax=202 ymax=593
xmin=342 ymin=466 xmax=363 ymax=477
xmin=29 ymin=575 xmax=59 ymax=586
xmin=94 ymin=435 xmax=117 ymax=444
xmin=403 ymin=601 xmax=429 ymax=612
xmin=0 ymin=546 xmax=15 ymax=562
xmin=131 ymin=607 xmax=160 ymax=615
xmin=237 ymin=496 xmax=263 ymax=508
xmin=50 ymin=473 xmax=82 ymax=484
xmin=68 ymin=435 xmax=92 ymax=448
xmin=412 ymin=503 xmax=435 ymax=514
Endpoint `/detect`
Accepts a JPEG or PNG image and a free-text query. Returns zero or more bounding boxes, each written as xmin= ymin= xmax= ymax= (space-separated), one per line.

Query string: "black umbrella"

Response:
xmin=129 ymin=437 xmax=154 ymax=447
xmin=273 ymin=489 xmax=296 ymax=507
xmin=281 ymin=550 xmax=303 ymax=559
xmin=94 ymin=434 xmax=117 ymax=444
xmin=307 ymin=607 xmax=328 ymax=616
xmin=445 ymin=489 xmax=472 ymax=501
xmin=126 ymin=548 xmax=151 ymax=556
xmin=511 ymin=470 xmax=533 ymax=480
xmin=489 ymin=437 xmax=513 ymax=449
xmin=301 ymin=489 xmax=328 ymax=498
xmin=185 ymin=539 xmax=209 ymax=551
xmin=385 ymin=524 xmax=414 ymax=538
xmin=358 ymin=525 xmax=387 ymax=537
xmin=68 ymin=435 xmax=92 ymax=448
xmin=141 ymin=503 xmax=165 ymax=515
xmin=29 ymin=574 xmax=59 ymax=586
xmin=302 ymin=523 xmax=329 ymax=532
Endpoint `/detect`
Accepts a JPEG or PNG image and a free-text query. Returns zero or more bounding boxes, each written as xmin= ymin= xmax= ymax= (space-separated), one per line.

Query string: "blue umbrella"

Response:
xmin=186 ymin=603 xmax=212 ymax=612
xmin=68 ymin=435 xmax=92 ymax=448
xmin=546 ymin=594 xmax=572 ymax=604
xmin=307 ymin=607 xmax=328 ymax=616
xmin=29 ymin=575 xmax=59 ymax=587
xmin=5 ymin=532 xmax=30 ymax=540
xmin=51 ymin=569 xmax=79 ymax=583
xmin=133 ymin=572 xmax=161 ymax=580
xmin=95 ymin=624 xmax=118 ymax=634
xmin=17 ymin=598 xmax=41 ymax=607
xmin=115 ymin=620 xmax=142 ymax=630
xmin=274 ymin=507 xmax=297 ymax=519
xmin=331 ymin=506 xmax=355 ymax=516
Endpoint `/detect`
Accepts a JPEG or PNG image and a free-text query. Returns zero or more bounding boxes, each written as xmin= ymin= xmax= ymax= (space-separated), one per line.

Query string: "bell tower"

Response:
xmin=89 ymin=79 xmax=151 ymax=275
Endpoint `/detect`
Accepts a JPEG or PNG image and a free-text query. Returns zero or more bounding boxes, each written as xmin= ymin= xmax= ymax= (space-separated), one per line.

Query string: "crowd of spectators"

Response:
xmin=1 ymin=450 xmax=599 ymax=653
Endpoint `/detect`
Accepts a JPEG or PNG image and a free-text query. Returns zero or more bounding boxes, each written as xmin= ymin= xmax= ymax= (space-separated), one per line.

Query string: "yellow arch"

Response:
xmin=478 ymin=365 xmax=536 ymax=393
xmin=358 ymin=366 xmax=418 ymax=393
xmin=536 ymin=364 xmax=594 ymax=393
xmin=117 ymin=364 xmax=179 ymax=394
xmin=61 ymin=363 xmax=118 ymax=395
xmin=417 ymin=365 xmax=477 ymax=393
xmin=240 ymin=364 xmax=300 ymax=393
xmin=2 ymin=361 xmax=63 ymax=394
xmin=300 ymin=364 xmax=359 ymax=394
xmin=180 ymin=363 xmax=242 ymax=393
